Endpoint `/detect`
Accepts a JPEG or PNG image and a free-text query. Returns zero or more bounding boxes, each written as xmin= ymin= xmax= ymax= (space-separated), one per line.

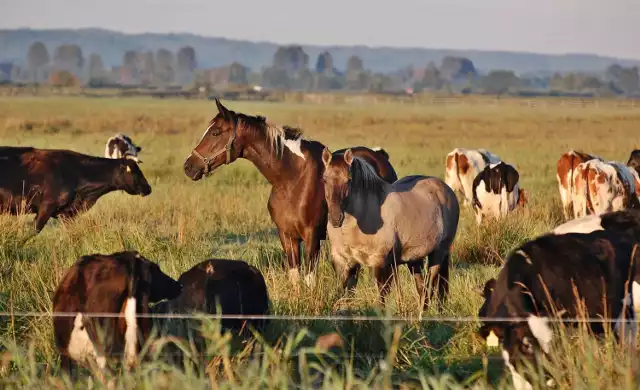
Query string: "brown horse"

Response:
xmin=183 ymin=99 xmax=397 ymax=285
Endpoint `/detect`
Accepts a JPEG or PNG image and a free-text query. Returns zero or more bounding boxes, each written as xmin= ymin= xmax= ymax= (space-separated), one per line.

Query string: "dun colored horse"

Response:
xmin=322 ymin=148 xmax=460 ymax=309
xmin=183 ymin=99 xmax=397 ymax=285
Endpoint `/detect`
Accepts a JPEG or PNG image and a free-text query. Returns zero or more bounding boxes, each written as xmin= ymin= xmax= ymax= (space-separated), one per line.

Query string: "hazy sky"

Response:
xmin=4 ymin=0 xmax=640 ymax=59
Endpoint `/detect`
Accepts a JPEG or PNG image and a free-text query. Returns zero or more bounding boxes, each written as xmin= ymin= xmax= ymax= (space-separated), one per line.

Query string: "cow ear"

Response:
xmin=344 ymin=149 xmax=354 ymax=166
xmin=322 ymin=147 xmax=332 ymax=168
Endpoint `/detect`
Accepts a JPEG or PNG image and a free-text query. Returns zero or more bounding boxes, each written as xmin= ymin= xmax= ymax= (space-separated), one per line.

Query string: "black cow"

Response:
xmin=0 ymin=146 xmax=152 ymax=232
xmin=627 ymin=149 xmax=640 ymax=176
xmin=153 ymin=258 xmax=269 ymax=332
xmin=52 ymin=251 xmax=182 ymax=378
xmin=477 ymin=230 xmax=640 ymax=389
xmin=471 ymin=162 xmax=528 ymax=225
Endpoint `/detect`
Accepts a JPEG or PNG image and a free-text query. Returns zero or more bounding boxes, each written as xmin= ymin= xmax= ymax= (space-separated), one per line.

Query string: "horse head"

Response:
xmin=322 ymin=147 xmax=354 ymax=228
xmin=183 ymin=99 xmax=244 ymax=181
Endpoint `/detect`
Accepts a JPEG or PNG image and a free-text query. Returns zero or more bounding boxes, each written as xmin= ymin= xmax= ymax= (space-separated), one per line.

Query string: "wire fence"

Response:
xmin=0 ymin=311 xmax=636 ymax=324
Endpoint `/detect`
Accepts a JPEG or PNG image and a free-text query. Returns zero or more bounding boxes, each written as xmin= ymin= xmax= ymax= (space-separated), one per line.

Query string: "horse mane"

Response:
xmin=349 ymin=156 xmax=387 ymax=197
xmin=219 ymin=110 xmax=304 ymax=158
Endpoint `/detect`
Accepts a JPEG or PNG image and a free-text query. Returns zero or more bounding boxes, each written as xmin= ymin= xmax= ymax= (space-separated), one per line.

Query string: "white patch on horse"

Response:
xmin=527 ymin=315 xmax=553 ymax=354
xmin=123 ymin=297 xmax=138 ymax=368
xmin=282 ymin=138 xmax=305 ymax=160
xmin=633 ymin=281 xmax=640 ymax=313
xmin=200 ymin=122 xmax=215 ymax=143
xmin=551 ymin=214 xmax=603 ymax=235
xmin=502 ymin=349 xmax=533 ymax=390
xmin=67 ymin=313 xmax=102 ymax=365
xmin=372 ymin=146 xmax=382 ymax=152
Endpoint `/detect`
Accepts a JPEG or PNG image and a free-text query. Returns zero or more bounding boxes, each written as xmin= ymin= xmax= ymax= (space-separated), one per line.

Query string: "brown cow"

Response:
xmin=555 ymin=150 xmax=601 ymax=220
xmin=0 ymin=146 xmax=152 ymax=232
xmin=52 ymin=251 xmax=182 ymax=378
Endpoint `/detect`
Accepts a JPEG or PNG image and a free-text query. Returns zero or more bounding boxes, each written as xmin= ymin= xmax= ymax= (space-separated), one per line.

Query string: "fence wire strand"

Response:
xmin=0 ymin=311 xmax=636 ymax=324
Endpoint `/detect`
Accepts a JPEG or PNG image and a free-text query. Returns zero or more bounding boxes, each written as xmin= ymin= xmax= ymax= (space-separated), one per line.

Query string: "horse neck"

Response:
xmin=345 ymin=175 xmax=389 ymax=218
xmin=241 ymin=131 xmax=304 ymax=185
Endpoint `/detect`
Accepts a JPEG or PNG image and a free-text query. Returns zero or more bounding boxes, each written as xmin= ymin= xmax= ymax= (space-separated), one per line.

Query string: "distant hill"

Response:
xmin=1 ymin=28 xmax=639 ymax=75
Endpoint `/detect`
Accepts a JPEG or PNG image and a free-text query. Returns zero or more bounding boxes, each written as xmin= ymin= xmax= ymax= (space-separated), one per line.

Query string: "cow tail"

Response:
xmin=454 ymin=153 xmax=464 ymax=194
xmin=472 ymin=171 xmax=483 ymax=210
xmin=582 ymin=166 xmax=595 ymax=215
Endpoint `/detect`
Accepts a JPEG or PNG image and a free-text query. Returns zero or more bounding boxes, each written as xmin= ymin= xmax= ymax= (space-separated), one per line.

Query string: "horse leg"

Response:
xmin=333 ymin=257 xmax=361 ymax=296
xmin=278 ymin=231 xmax=302 ymax=284
xmin=374 ymin=265 xmax=394 ymax=306
xmin=302 ymin=228 xmax=321 ymax=287
xmin=426 ymin=249 xmax=450 ymax=310
xmin=407 ymin=260 xmax=428 ymax=311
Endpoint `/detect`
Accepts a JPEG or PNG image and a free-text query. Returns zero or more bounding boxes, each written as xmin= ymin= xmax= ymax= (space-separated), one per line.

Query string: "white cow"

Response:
xmin=105 ymin=133 xmax=142 ymax=162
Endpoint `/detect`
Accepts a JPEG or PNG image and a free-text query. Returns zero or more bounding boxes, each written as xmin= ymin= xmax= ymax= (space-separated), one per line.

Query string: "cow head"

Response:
xmin=626 ymin=150 xmax=640 ymax=176
xmin=518 ymin=188 xmax=529 ymax=208
xmin=109 ymin=133 xmax=143 ymax=162
xmin=476 ymin=278 xmax=556 ymax=389
xmin=115 ymin=159 xmax=152 ymax=196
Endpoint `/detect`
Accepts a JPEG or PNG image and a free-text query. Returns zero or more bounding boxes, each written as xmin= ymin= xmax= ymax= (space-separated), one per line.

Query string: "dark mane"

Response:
xmin=349 ymin=157 xmax=387 ymax=198
xmin=216 ymin=109 xmax=304 ymax=141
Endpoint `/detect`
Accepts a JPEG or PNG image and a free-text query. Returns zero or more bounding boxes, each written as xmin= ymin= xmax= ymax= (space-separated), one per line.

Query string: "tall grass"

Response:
xmin=1 ymin=96 xmax=640 ymax=388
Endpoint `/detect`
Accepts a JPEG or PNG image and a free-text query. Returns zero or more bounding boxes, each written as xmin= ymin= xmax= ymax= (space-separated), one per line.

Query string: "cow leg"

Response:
xmin=301 ymin=227 xmax=321 ymax=287
xmin=374 ymin=264 xmax=394 ymax=306
xmin=278 ymin=231 xmax=302 ymax=284
xmin=407 ymin=260 xmax=428 ymax=311
xmin=34 ymin=202 xmax=58 ymax=232
xmin=60 ymin=355 xmax=75 ymax=379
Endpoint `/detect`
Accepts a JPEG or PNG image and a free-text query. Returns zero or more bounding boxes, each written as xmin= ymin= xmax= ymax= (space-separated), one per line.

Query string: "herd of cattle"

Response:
xmin=2 ymin=100 xmax=640 ymax=389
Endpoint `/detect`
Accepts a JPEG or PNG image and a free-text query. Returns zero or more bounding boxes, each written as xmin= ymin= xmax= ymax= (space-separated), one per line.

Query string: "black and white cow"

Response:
xmin=472 ymin=162 xmax=528 ymax=225
xmin=52 ymin=251 xmax=182 ymax=377
xmin=477 ymin=230 xmax=640 ymax=390
xmin=105 ymin=133 xmax=142 ymax=162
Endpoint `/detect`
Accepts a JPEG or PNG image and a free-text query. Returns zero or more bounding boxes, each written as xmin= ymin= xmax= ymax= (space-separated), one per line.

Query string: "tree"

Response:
xmin=155 ymin=48 xmax=175 ymax=86
xmin=121 ymin=51 xmax=142 ymax=84
xmin=605 ymin=64 xmax=639 ymax=95
xmin=87 ymin=53 xmax=107 ymax=86
xmin=53 ymin=44 xmax=84 ymax=75
xmin=415 ymin=62 xmax=443 ymax=91
xmin=27 ymin=41 xmax=49 ymax=83
xmin=49 ymin=70 xmax=79 ymax=87
xmin=315 ymin=51 xmax=334 ymax=74
xmin=177 ymin=46 xmax=197 ymax=85
xmin=228 ymin=62 xmax=248 ymax=85
xmin=141 ymin=51 xmax=155 ymax=85
xmin=440 ymin=56 xmax=477 ymax=82
xmin=272 ymin=46 xmax=309 ymax=73
xmin=261 ymin=67 xmax=290 ymax=89
xmin=347 ymin=55 xmax=364 ymax=73
xmin=482 ymin=70 xmax=521 ymax=95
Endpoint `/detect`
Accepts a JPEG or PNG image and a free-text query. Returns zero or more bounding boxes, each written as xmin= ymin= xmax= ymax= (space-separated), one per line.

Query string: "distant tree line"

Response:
xmin=0 ymin=41 xmax=638 ymax=98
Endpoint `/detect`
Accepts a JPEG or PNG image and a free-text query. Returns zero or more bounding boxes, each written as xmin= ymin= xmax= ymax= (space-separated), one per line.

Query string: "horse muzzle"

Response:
xmin=329 ymin=211 xmax=345 ymax=228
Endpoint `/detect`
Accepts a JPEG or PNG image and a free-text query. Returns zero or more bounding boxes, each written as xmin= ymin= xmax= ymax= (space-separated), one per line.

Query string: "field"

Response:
xmin=1 ymin=95 xmax=640 ymax=389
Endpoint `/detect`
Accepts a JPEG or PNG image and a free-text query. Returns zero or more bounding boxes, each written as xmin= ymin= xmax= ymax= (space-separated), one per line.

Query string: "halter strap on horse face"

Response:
xmin=191 ymin=123 xmax=238 ymax=174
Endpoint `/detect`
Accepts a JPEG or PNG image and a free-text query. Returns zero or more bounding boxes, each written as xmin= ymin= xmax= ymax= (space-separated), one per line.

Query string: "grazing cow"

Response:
xmin=552 ymin=209 xmax=640 ymax=240
xmin=471 ymin=162 xmax=527 ymax=225
xmin=153 ymin=259 xmax=269 ymax=333
xmin=0 ymin=147 xmax=152 ymax=232
xmin=477 ymin=231 xmax=640 ymax=390
xmin=105 ymin=133 xmax=142 ymax=162
xmin=626 ymin=149 xmax=640 ymax=176
xmin=556 ymin=150 xmax=602 ymax=220
xmin=52 ymin=251 xmax=183 ymax=378
xmin=445 ymin=148 xmax=502 ymax=206
xmin=572 ymin=159 xmax=640 ymax=219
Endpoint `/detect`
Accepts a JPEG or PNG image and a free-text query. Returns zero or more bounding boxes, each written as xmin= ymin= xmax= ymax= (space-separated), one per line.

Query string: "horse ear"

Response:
xmin=344 ymin=149 xmax=354 ymax=166
xmin=215 ymin=98 xmax=230 ymax=118
xmin=322 ymin=147 xmax=332 ymax=167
